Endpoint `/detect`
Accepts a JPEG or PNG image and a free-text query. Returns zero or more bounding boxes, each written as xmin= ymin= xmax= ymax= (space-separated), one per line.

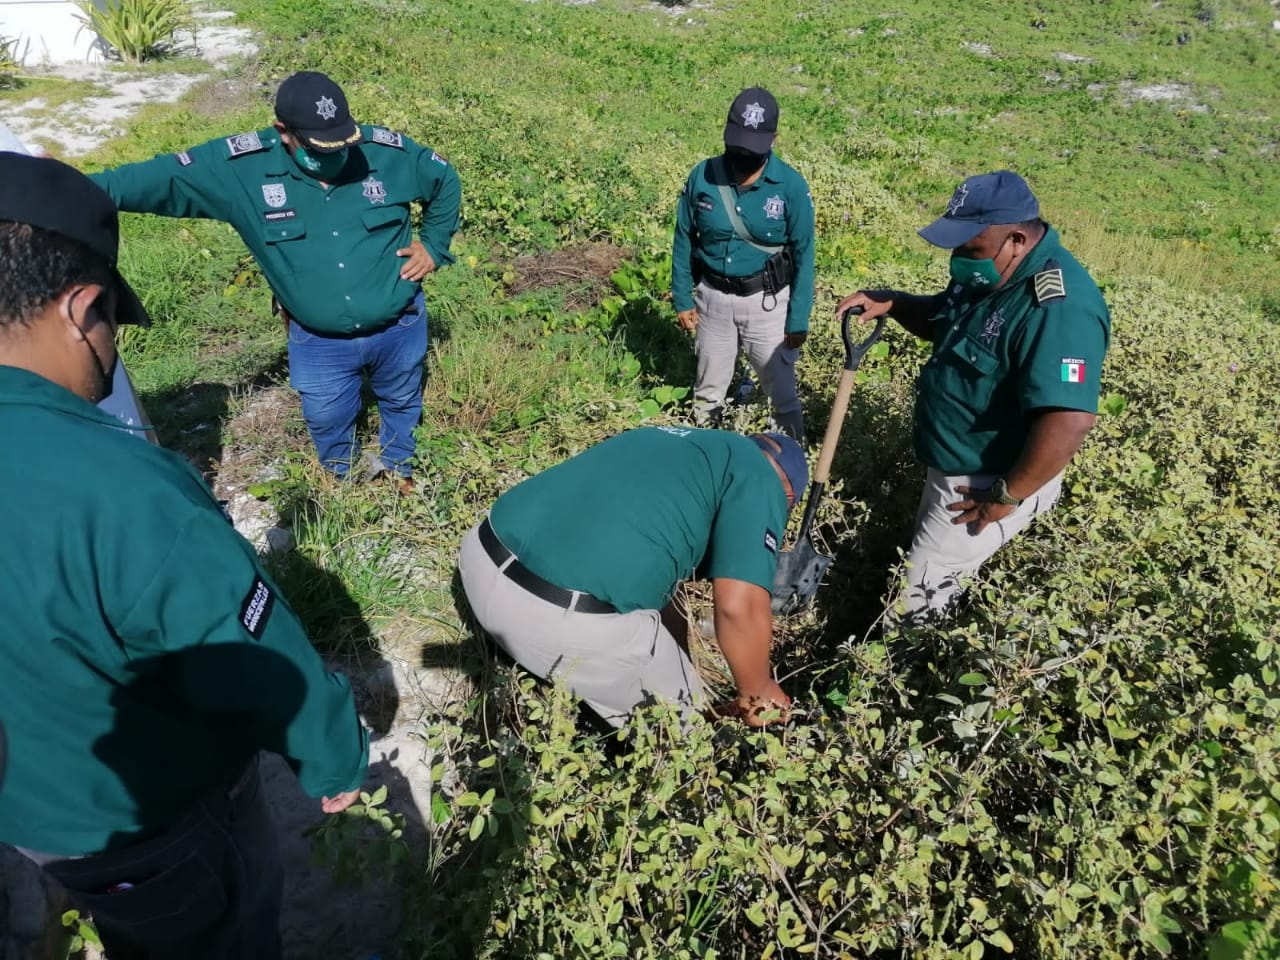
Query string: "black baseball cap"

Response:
xmin=918 ymin=171 xmax=1041 ymax=249
xmin=724 ymin=87 xmax=779 ymax=154
xmin=0 ymin=151 xmax=150 ymax=327
xmin=275 ymin=72 xmax=361 ymax=153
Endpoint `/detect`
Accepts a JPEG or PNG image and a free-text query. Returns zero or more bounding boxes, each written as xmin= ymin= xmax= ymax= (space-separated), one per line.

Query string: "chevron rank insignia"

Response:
xmin=226 ymin=131 xmax=266 ymax=158
xmin=1033 ymin=267 xmax=1066 ymax=304
xmin=369 ymin=127 xmax=404 ymax=149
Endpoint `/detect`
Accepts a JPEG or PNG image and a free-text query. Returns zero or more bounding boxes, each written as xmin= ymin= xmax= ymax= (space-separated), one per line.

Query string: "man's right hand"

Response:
xmin=835 ymin=289 xmax=896 ymax=322
xmin=715 ymin=679 xmax=792 ymax=727
xmin=321 ymin=790 xmax=361 ymax=814
xmin=677 ymin=308 xmax=699 ymax=332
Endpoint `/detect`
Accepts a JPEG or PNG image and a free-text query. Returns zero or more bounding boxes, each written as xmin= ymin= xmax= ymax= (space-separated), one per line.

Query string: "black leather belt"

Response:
xmin=699 ymin=269 xmax=769 ymax=297
xmin=478 ymin=518 xmax=617 ymax=614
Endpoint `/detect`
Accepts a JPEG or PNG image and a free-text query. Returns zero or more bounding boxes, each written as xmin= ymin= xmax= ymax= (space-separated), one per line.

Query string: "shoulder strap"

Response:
xmin=710 ymin=157 xmax=784 ymax=254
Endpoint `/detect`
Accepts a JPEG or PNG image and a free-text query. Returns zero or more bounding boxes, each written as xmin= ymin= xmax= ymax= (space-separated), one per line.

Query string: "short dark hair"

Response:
xmin=0 ymin=221 xmax=114 ymax=329
xmin=1016 ymin=217 xmax=1047 ymax=233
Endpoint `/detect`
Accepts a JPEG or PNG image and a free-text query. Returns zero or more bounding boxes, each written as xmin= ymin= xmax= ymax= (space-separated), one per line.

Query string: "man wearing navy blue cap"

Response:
xmin=838 ymin=171 xmax=1111 ymax=623
xmin=458 ymin=427 xmax=806 ymax=727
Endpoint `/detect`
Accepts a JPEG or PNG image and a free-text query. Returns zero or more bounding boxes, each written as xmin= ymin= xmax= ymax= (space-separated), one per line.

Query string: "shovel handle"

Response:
xmin=813 ymin=308 xmax=886 ymax=485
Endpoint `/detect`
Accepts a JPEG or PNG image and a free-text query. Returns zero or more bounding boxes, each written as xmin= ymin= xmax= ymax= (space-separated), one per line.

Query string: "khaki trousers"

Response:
xmin=458 ymin=521 xmax=706 ymax=727
xmin=897 ymin=468 xmax=1063 ymax=623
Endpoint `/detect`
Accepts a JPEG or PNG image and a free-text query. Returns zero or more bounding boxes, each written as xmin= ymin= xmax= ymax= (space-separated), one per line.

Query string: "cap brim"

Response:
xmin=918 ymin=216 xmax=989 ymax=249
xmin=724 ymin=125 xmax=775 ymax=154
xmin=114 ymin=270 xmax=152 ymax=328
xmin=296 ymin=119 xmax=361 ymax=153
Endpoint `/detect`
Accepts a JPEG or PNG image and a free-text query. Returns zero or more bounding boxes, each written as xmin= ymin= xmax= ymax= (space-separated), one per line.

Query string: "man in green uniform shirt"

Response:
xmin=672 ymin=88 xmax=816 ymax=440
xmin=89 ymin=72 xmax=462 ymax=491
xmin=0 ymin=154 xmax=369 ymax=958
xmin=838 ymin=171 xmax=1111 ymax=623
xmin=458 ymin=427 xmax=808 ymax=727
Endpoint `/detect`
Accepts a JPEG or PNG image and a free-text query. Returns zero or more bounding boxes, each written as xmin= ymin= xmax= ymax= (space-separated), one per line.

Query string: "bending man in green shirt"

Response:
xmin=838 ymin=171 xmax=1111 ymax=623
xmin=458 ymin=426 xmax=808 ymax=728
xmin=0 ymin=154 xmax=369 ymax=959
xmin=672 ymin=88 xmax=816 ymax=441
xmin=89 ymin=71 xmax=461 ymax=492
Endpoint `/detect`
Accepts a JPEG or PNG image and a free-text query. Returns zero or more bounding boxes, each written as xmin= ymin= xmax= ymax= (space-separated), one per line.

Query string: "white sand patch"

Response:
xmin=962 ymin=41 xmax=994 ymax=56
xmin=1055 ymin=51 xmax=1093 ymax=63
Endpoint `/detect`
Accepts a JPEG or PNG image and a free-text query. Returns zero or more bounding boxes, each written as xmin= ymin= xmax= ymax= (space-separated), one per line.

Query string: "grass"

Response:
xmin=18 ymin=0 xmax=1277 ymax=955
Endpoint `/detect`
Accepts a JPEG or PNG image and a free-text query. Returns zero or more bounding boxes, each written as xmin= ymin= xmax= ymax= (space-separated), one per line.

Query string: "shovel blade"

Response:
xmin=770 ymin=536 xmax=833 ymax=615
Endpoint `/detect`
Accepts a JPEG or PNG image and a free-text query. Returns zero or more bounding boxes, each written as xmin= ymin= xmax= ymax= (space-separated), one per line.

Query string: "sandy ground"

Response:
xmin=0 ymin=17 xmax=467 ymax=958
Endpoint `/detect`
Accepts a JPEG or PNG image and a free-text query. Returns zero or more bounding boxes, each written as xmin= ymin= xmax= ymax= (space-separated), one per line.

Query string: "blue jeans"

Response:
xmin=287 ymin=293 xmax=428 ymax=478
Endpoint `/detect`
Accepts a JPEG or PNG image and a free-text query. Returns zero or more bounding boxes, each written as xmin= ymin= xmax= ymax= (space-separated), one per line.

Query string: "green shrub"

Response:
xmin=74 ymin=0 xmax=194 ymax=64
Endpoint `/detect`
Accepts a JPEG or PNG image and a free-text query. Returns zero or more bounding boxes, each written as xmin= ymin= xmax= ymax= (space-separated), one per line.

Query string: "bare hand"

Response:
xmin=784 ymin=331 xmax=807 ymax=349
xmin=948 ymin=486 xmax=1018 ymax=535
xmin=396 ymin=238 xmax=436 ymax=281
xmin=320 ymin=790 xmax=361 ymax=814
xmin=711 ymin=680 xmax=792 ymax=728
xmin=676 ymin=308 xmax=699 ymax=332
xmin=835 ymin=289 xmax=895 ymax=322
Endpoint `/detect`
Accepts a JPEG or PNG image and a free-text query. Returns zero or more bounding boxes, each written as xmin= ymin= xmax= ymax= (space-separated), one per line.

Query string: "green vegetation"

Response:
xmin=74 ymin=0 xmax=196 ymax=63
xmin=61 ymin=0 xmax=1280 ymax=956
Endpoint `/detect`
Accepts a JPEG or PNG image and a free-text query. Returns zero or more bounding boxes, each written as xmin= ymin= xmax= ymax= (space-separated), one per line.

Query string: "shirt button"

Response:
xmin=338 ymin=262 xmax=345 ymax=268
xmin=280 ymin=230 xmax=287 ymax=236
xmin=332 ymin=230 xmax=339 ymax=236
xmin=345 ymin=295 xmax=352 ymax=301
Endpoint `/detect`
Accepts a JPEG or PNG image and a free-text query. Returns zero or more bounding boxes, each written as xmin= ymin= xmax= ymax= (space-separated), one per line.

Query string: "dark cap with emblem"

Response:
xmin=918 ymin=170 xmax=1041 ymax=249
xmin=275 ymin=71 xmax=361 ymax=153
xmin=0 ymin=152 xmax=150 ymax=327
xmin=751 ymin=432 xmax=808 ymax=503
xmin=724 ymin=87 xmax=779 ymax=154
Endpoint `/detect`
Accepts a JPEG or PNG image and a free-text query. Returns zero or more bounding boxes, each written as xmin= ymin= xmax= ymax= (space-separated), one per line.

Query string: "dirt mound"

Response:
xmin=505 ymin=242 xmax=627 ymax=310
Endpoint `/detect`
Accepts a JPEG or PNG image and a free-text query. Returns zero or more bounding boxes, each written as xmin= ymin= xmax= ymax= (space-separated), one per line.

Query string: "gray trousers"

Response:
xmin=898 ymin=468 xmax=1064 ymax=623
xmin=38 ymin=756 xmax=282 ymax=960
xmin=458 ymin=521 xmax=706 ymax=727
xmin=693 ymin=282 xmax=803 ymax=440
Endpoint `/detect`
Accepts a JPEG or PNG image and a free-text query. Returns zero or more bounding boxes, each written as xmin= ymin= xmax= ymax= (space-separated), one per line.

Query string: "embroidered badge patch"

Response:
xmin=1060 ymin=357 xmax=1086 ymax=383
xmin=741 ymin=101 xmax=766 ymax=128
xmin=239 ymin=577 xmax=275 ymax=640
xmin=980 ymin=308 xmax=1006 ymax=343
xmin=371 ymin=127 xmax=405 ymax=148
xmin=315 ymin=95 xmax=338 ymax=120
xmin=1034 ymin=267 xmax=1066 ymax=304
xmin=264 ymin=209 xmax=297 ymax=222
xmin=696 ymin=199 xmax=714 ymax=212
xmin=261 ymin=183 xmax=287 ymax=208
xmin=361 ymin=176 xmax=387 ymax=204
xmin=430 ymin=150 xmax=449 ymax=166
xmin=175 ymin=151 xmax=194 ymax=166
xmin=226 ymin=131 xmax=265 ymax=158
xmin=763 ymin=195 xmax=786 ymax=220
xmin=946 ymin=182 xmax=969 ymax=215
xmin=764 ymin=529 xmax=779 ymax=554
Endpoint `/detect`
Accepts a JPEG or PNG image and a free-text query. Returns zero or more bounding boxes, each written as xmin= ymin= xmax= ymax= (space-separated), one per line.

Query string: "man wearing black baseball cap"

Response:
xmin=672 ymin=87 xmax=816 ymax=441
xmin=89 ymin=71 xmax=461 ymax=494
xmin=837 ymin=171 xmax=1112 ymax=624
xmin=0 ymin=153 xmax=370 ymax=958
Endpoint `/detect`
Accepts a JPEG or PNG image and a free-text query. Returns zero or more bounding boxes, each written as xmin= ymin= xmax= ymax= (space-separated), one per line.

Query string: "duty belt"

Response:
xmin=478 ymin=518 xmax=617 ymax=615
xmin=698 ymin=269 xmax=769 ymax=297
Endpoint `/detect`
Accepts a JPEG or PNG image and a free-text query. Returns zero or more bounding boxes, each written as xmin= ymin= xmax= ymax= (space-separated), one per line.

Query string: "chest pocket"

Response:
xmin=362 ymin=207 xmax=407 ymax=232
xmin=263 ymin=222 xmax=307 ymax=244
xmin=937 ymin=335 xmax=1001 ymax=410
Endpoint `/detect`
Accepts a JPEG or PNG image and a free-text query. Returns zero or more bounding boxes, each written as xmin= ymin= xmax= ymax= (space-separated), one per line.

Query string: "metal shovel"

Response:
xmin=771 ymin=307 xmax=886 ymax=615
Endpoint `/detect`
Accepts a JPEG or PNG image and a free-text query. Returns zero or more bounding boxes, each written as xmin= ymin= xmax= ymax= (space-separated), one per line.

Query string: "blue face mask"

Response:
xmin=293 ymin=144 xmax=348 ymax=180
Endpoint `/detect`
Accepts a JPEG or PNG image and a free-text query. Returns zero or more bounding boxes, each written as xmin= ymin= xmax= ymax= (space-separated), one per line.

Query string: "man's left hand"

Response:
xmin=784 ymin=332 xmax=807 ymax=349
xmin=321 ymin=790 xmax=361 ymax=814
xmin=948 ymin=486 xmax=1017 ymax=535
xmin=396 ymin=238 xmax=436 ymax=281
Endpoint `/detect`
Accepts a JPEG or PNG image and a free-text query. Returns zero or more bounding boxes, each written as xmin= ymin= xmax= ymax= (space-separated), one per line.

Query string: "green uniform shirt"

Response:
xmin=913 ymin=227 xmax=1111 ymax=475
xmin=489 ymin=427 xmax=788 ymax=613
xmin=90 ymin=125 xmax=461 ymax=335
xmin=0 ymin=368 xmax=368 ymax=857
xmin=671 ymin=153 xmax=816 ymax=334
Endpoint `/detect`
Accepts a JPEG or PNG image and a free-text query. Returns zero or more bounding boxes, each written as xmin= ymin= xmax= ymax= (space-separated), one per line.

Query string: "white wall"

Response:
xmin=0 ymin=1 xmax=108 ymax=65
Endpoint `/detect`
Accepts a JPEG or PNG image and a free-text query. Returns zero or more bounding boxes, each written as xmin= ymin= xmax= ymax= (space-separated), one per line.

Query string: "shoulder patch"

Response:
xmin=764 ymin=529 xmax=779 ymax=554
xmin=369 ymin=127 xmax=405 ymax=149
xmin=239 ymin=577 xmax=275 ymax=640
xmin=1033 ymin=267 xmax=1067 ymax=305
xmin=175 ymin=150 xmax=194 ymax=166
xmin=430 ymin=150 xmax=449 ymax=166
xmin=226 ymin=131 xmax=266 ymax=158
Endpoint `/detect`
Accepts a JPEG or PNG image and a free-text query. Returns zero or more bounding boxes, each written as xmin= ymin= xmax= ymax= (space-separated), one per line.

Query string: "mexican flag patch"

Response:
xmin=1060 ymin=358 xmax=1086 ymax=383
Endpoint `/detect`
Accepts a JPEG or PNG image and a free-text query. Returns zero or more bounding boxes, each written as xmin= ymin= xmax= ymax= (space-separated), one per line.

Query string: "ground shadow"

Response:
xmin=615 ymin=298 xmax=697 ymax=393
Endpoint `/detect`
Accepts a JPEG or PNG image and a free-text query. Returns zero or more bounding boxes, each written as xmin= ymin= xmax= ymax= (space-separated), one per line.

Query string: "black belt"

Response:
xmin=699 ymin=269 xmax=769 ymax=297
xmin=478 ymin=518 xmax=617 ymax=614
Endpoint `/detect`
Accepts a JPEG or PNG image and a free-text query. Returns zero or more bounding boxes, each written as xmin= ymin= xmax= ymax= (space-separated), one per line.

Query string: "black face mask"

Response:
xmin=724 ymin=148 xmax=769 ymax=181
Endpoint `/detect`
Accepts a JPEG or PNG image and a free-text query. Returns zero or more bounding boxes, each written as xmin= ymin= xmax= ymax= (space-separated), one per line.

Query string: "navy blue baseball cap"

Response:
xmin=724 ymin=88 xmax=779 ymax=154
xmin=918 ymin=170 xmax=1040 ymax=249
xmin=752 ymin=432 xmax=808 ymax=504
xmin=275 ymin=72 xmax=361 ymax=153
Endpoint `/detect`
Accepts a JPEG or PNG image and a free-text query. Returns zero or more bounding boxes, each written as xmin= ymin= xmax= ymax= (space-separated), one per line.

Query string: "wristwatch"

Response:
xmin=989 ymin=477 xmax=1024 ymax=506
